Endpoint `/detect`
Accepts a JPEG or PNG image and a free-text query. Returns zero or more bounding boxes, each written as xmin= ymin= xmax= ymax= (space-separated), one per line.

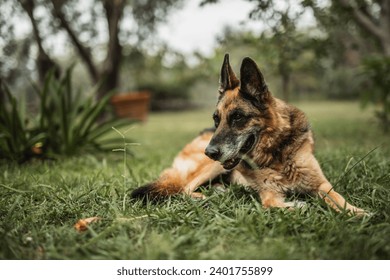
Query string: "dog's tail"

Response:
xmin=131 ymin=168 xmax=185 ymax=201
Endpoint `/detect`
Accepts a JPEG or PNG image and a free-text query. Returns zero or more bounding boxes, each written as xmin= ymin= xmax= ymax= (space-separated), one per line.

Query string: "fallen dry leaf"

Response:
xmin=31 ymin=142 xmax=43 ymax=155
xmin=74 ymin=216 xmax=101 ymax=232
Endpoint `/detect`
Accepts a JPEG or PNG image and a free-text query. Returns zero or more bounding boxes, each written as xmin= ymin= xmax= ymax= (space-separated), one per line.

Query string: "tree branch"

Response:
xmin=19 ymin=0 xmax=43 ymax=52
xmin=19 ymin=0 xmax=60 ymax=83
xmin=50 ymin=0 xmax=99 ymax=82
xmin=338 ymin=0 xmax=386 ymax=40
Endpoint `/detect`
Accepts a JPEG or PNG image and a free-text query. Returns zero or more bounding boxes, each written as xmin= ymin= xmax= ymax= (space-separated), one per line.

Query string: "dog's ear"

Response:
xmin=240 ymin=57 xmax=270 ymax=105
xmin=219 ymin=54 xmax=239 ymax=93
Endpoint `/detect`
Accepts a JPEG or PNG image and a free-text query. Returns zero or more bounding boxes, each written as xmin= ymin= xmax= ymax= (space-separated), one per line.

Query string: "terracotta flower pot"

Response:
xmin=111 ymin=91 xmax=151 ymax=122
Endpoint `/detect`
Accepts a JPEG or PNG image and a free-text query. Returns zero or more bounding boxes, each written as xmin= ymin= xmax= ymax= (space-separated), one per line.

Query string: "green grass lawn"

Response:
xmin=0 ymin=101 xmax=389 ymax=259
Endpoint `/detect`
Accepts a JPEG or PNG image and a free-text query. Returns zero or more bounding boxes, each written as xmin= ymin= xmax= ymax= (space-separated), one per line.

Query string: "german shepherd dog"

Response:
xmin=132 ymin=54 xmax=366 ymax=215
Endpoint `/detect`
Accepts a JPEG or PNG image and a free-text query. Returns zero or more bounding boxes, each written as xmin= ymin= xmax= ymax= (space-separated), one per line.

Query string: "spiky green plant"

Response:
xmin=0 ymin=67 xmax=131 ymax=162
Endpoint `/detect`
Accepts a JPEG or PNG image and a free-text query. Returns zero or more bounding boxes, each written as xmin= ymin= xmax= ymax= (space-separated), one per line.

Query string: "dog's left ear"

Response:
xmin=240 ymin=57 xmax=270 ymax=105
xmin=219 ymin=53 xmax=239 ymax=93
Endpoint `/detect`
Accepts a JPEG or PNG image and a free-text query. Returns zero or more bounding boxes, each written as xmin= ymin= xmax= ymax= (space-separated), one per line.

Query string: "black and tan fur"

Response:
xmin=132 ymin=54 xmax=366 ymax=215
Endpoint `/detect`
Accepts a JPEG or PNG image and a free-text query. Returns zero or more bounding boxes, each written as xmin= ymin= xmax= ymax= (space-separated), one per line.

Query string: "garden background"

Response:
xmin=0 ymin=0 xmax=389 ymax=259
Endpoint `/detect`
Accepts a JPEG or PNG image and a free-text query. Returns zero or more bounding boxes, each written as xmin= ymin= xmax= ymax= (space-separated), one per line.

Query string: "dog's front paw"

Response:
xmin=190 ymin=192 xmax=206 ymax=200
xmin=277 ymin=201 xmax=308 ymax=212
xmin=350 ymin=207 xmax=371 ymax=217
xmin=284 ymin=201 xmax=307 ymax=209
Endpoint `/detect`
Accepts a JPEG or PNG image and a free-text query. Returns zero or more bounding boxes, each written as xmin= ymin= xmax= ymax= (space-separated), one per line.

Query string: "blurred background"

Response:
xmin=1 ymin=0 xmax=389 ymax=162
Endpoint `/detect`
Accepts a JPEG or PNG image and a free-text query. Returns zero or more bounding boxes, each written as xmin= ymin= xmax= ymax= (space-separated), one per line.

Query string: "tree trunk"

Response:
xmin=278 ymin=57 xmax=291 ymax=102
xmin=98 ymin=0 xmax=125 ymax=99
xmin=281 ymin=72 xmax=290 ymax=102
xmin=381 ymin=38 xmax=390 ymax=57
xmin=0 ymin=77 xmax=4 ymax=104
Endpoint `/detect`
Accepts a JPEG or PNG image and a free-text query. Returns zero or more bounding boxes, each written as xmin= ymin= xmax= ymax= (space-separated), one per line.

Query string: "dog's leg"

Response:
xmin=132 ymin=131 xmax=222 ymax=200
xmin=258 ymin=189 xmax=307 ymax=209
xmin=317 ymin=181 xmax=366 ymax=216
xmin=242 ymin=167 xmax=306 ymax=209
xmin=183 ymin=161 xmax=225 ymax=199
xmin=292 ymin=151 xmax=366 ymax=215
xmin=259 ymin=189 xmax=290 ymax=208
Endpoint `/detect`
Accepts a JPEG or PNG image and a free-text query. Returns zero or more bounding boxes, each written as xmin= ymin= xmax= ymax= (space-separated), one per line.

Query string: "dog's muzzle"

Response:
xmin=205 ymin=145 xmax=221 ymax=161
xmin=205 ymin=134 xmax=257 ymax=170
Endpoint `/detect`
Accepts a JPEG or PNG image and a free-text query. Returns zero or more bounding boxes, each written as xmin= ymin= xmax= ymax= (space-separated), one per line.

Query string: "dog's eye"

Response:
xmin=213 ymin=112 xmax=220 ymax=128
xmin=230 ymin=111 xmax=248 ymax=127
xmin=231 ymin=112 xmax=246 ymax=122
xmin=233 ymin=113 xmax=243 ymax=120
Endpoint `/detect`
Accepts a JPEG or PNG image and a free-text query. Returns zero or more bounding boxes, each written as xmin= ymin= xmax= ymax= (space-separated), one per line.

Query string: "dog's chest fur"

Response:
xmin=234 ymin=98 xmax=319 ymax=192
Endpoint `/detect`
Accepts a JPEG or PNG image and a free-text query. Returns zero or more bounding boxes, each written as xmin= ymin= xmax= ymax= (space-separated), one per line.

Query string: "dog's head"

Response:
xmin=205 ymin=54 xmax=274 ymax=170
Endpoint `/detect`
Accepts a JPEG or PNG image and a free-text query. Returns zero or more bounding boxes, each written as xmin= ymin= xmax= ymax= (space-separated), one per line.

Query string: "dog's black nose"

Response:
xmin=205 ymin=145 xmax=221 ymax=160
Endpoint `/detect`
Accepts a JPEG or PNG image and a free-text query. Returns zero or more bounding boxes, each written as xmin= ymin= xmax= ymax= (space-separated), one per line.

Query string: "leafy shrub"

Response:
xmin=0 ymin=67 xmax=130 ymax=163
xmin=361 ymin=56 xmax=390 ymax=133
xmin=322 ymin=67 xmax=363 ymax=100
xmin=121 ymin=48 xmax=201 ymax=111
xmin=0 ymin=83 xmax=46 ymax=163
xmin=138 ymin=82 xmax=194 ymax=111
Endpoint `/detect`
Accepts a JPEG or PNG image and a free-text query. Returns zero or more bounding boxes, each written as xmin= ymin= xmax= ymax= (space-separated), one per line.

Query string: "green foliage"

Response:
xmin=197 ymin=29 xmax=323 ymax=101
xmin=0 ymin=83 xmax=46 ymax=163
xmin=322 ymin=67 xmax=363 ymax=100
xmin=35 ymin=68 xmax=129 ymax=155
xmin=361 ymin=56 xmax=390 ymax=133
xmin=0 ymin=67 xmax=130 ymax=163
